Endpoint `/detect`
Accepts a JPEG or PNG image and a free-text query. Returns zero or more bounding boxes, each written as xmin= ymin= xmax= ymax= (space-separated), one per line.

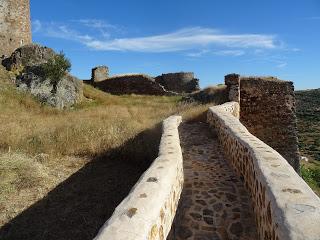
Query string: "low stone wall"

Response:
xmin=94 ymin=116 xmax=183 ymax=240
xmin=155 ymin=72 xmax=200 ymax=93
xmin=207 ymin=102 xmax=320 ymax=240
xmin=94 ymin=74 xmax=174 ymax=96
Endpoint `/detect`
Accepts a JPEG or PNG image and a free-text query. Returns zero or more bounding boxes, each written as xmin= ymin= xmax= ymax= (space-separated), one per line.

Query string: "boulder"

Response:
xmin=17 ymin=67 xmax=82 ymax=109
xmin=2 ymin=44 xmax=83 ymax=108
xmin=2 ymin=43 xmax=56 ymax=71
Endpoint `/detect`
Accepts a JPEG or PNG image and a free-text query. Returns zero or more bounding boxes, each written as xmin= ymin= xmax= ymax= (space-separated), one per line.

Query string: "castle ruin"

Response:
xmin=155 ymin=72 xmax=200 ymax=93
xmin=225 ymin=74 xmax=300 ymax=172
xmin=0 ymin=0 xmax=32 ymax=58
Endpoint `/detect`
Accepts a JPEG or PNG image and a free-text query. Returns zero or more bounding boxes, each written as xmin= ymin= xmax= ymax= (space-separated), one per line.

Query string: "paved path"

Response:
xmin=168 ymin=122 xmax=258 ymax=240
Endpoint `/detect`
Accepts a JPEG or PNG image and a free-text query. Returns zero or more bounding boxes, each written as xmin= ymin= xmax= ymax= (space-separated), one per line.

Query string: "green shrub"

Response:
xmin=301 ymin=165 xmax=320 ymax=188
xmin=42 ymin=52 xmax=71 ymax=84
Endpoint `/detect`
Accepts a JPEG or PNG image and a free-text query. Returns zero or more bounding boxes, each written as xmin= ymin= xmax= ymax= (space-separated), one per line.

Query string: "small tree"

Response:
xmin=42 ymin=52 xmax=71 ymax=93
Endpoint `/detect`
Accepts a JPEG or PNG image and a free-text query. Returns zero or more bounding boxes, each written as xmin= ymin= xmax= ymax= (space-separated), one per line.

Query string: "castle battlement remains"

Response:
xmin=0 ymin=0 xmax=32 ymax=58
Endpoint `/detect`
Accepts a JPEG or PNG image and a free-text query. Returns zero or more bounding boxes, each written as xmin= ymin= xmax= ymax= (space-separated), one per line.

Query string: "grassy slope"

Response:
xmin=296 ymin=89 xmax=320 ymax=195
xmin=0 ymin=65 xmax=210 ymax=235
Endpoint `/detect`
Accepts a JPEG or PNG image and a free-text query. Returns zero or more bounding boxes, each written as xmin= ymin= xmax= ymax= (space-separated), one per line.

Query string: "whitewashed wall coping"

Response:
xmin=208 ymin=103 xmax=320 ymax=240
xmin=93 ymin=116 xmax=183 ymax=240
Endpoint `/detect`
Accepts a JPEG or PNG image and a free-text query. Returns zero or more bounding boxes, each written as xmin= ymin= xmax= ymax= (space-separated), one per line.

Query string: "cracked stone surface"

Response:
xmin=168 ymin=122 xmax=258 ymax=240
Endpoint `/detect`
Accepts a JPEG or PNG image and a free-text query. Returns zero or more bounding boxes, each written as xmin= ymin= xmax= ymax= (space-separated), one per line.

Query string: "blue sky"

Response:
xmin=31 ymin=0 xmax=320 ymax=89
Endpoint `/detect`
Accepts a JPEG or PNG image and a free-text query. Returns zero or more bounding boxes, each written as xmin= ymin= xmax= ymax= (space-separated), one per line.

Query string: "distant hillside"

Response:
xmin=296 ymin=89 xmax=320 ymax=161
xmin=296 ymin=89 xmax=320 ymax=114
xmin=295 ymin=88 xmax=320 ymax=195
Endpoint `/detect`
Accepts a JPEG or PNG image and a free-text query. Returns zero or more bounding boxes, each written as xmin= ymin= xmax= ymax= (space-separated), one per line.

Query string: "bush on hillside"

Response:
xmin=42 ymin=52 xmax=71 ymax=83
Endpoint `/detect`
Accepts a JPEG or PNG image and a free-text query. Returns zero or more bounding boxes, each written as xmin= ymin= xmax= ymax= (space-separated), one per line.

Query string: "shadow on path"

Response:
xmin=0 ymin=124 xmax=162 ymax=240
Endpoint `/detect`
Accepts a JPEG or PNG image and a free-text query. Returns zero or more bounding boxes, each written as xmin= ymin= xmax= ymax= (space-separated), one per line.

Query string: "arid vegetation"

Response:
xmin=0 ymin=65 xmax=210 ymax=239
xmin=296 ymin=89 xmax=320 ymax=195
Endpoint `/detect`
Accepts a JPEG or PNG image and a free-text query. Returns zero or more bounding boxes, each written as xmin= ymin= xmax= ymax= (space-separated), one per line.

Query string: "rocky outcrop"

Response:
xmin=2 ymin=43 xmax=55 ymax=71
xmin=93 ymin=74 xmax=176 ymax=96
xmin=17 ymin=68 xmax=82 ymax=109
xmin=2 ymin=44 xmax=83 ymax=108
xmin=155 ymin=72 xmax=200 ymax=93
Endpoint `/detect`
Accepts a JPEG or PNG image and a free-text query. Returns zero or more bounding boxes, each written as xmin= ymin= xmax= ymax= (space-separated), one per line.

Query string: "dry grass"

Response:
xmin=0 ymin=67 xmax=212 ymax=235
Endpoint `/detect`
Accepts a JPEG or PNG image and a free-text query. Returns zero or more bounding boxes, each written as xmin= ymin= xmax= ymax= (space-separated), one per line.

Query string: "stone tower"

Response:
xmin=0 ymin=0 xmax=32 ymax=58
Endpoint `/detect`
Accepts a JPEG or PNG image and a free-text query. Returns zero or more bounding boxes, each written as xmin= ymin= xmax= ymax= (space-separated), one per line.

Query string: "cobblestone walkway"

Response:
xmin=168 ymin=122 xmax=258 ymax=240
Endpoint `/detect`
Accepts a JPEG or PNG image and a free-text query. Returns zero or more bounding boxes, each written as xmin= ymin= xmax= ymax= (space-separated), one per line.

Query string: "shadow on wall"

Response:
xmin=0 ymin=124 xmax=162 ymax=240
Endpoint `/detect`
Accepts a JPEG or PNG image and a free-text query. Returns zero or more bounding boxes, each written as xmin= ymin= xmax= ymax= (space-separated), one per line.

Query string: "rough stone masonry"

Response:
xmin=91 ymin=66 xmax=109 ymax=83
xmin=0 ymin=0 xmax=32 ymax=58
xmin=155 ymin=72 xmax=200 ymax=93
xmin=225 ymin=74 xmax=300 ymax=172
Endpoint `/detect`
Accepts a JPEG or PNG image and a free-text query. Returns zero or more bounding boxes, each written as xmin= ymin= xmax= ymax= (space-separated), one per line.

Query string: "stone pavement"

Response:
xmin=168 ymin=122 xmax=258 ymax=240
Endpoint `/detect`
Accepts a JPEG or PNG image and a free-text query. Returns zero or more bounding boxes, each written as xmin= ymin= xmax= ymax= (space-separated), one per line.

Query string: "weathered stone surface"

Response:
xmin=2 ymin=44 xmax=55 ymax=71
xmin=3 ymin=44 xmax=82 ymax=109
xmin=224 ymin=73 xmax=240 ymax=103
xmin=93 ymin=73 xmax=176 ymax=96
xmin=239 ymin=76 xmax=300 ymax=172
xmin=207 ymin=102 xmax=320 ymax=240
xmin=169 ymin=122 xmax=257 ymax=240
xmin=93 ymin=116 xmax=183 ymax=240
xmin=16 ymin=69 xmax=82 ymax=109
xmin=91 ymin=66 xmax=109 ymax=83
xmin=155 ymin=72 xmax=200 ymax=93
xmin=0 ymin=0 xmax=32 ymax=58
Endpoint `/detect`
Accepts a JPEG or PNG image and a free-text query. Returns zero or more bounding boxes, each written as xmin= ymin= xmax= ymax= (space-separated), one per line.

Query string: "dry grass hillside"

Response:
xmin=0 ymin=66 xmax=209 ymax=240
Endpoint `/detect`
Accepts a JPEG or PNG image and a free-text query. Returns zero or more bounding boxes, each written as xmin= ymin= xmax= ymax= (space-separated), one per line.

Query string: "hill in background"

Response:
xmin=296 ymin=89 xmax=320 ymax=195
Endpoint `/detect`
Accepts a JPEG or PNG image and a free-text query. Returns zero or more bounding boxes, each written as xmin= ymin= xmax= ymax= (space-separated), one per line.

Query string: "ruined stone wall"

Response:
xmin=225 ymin=74 xmax=240 ymax=103
xmin=94 ymin=74 xmax=175 ymax=96
xmin=155 ymin=72 xmax=200 ymax=93
xmin=94 ymin=116 xmax=183 ymax=240
xmin=91 ymin=66 xmax=109 ymax=83
xmin=207 ymin=103 xmax=320 ymax=240
xmin=0 ymin=0 xmax=32 ymax=58
xmin=239 ymin=77 xmax=300 ymax=172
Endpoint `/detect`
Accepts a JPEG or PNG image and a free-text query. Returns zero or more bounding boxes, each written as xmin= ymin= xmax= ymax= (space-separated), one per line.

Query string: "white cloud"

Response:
xmin=276 ymin=62 xmax=287 ymax=68
xmin=32 ymin=20 xmax=42 ymax=33
xmin=33 ymin=21 xmax=280 ymax=54
xmin=83 ymin=27 xmax=278 ymax=52
xmin=214 ymin=50 xmax=245 ymax=56
xmin=185 ymin=50 xmax=210 ymax=57
xmin=305 ymin=16 xmax=320 ymax=20
xmin=76 ymin=19 xmax=117 ymax=29
xmin=187 ymin=49 xmax=245 ymax=57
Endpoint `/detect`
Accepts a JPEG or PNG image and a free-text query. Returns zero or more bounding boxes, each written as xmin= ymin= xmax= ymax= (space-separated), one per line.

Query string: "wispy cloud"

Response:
xmin=84 ymin=27 xmax=278 ymax=52
xmin=276 ymin=62 xmax=287 ymax=68
xmin=33 ymin=20 xmax=280 ymax=54
xmin=305 ymin=16 xmax=320 ymax=20
xmin=75 ymin=19 xmax=118 ymax=30
xmin=32 ymin=19 xmax=42 ymax=33
xmin=243 ymin=53 xmax=288 ymax=69
xmin=214 ymin=50 xmax=245 ymax=56
xmin=186 ymin=49 xmax=245 ymax=58
xmin=186 ymin=50 xmax=211 ymax=57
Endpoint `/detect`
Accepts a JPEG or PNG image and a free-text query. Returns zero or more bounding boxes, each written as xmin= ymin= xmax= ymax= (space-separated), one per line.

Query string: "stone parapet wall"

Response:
xmin=94 ymin=116 xmax=183 ymax=240
xmin=207 ymin=103 xmax=320 ymax=240
xmin=239 ymin=77 xmax=300 ymax=172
